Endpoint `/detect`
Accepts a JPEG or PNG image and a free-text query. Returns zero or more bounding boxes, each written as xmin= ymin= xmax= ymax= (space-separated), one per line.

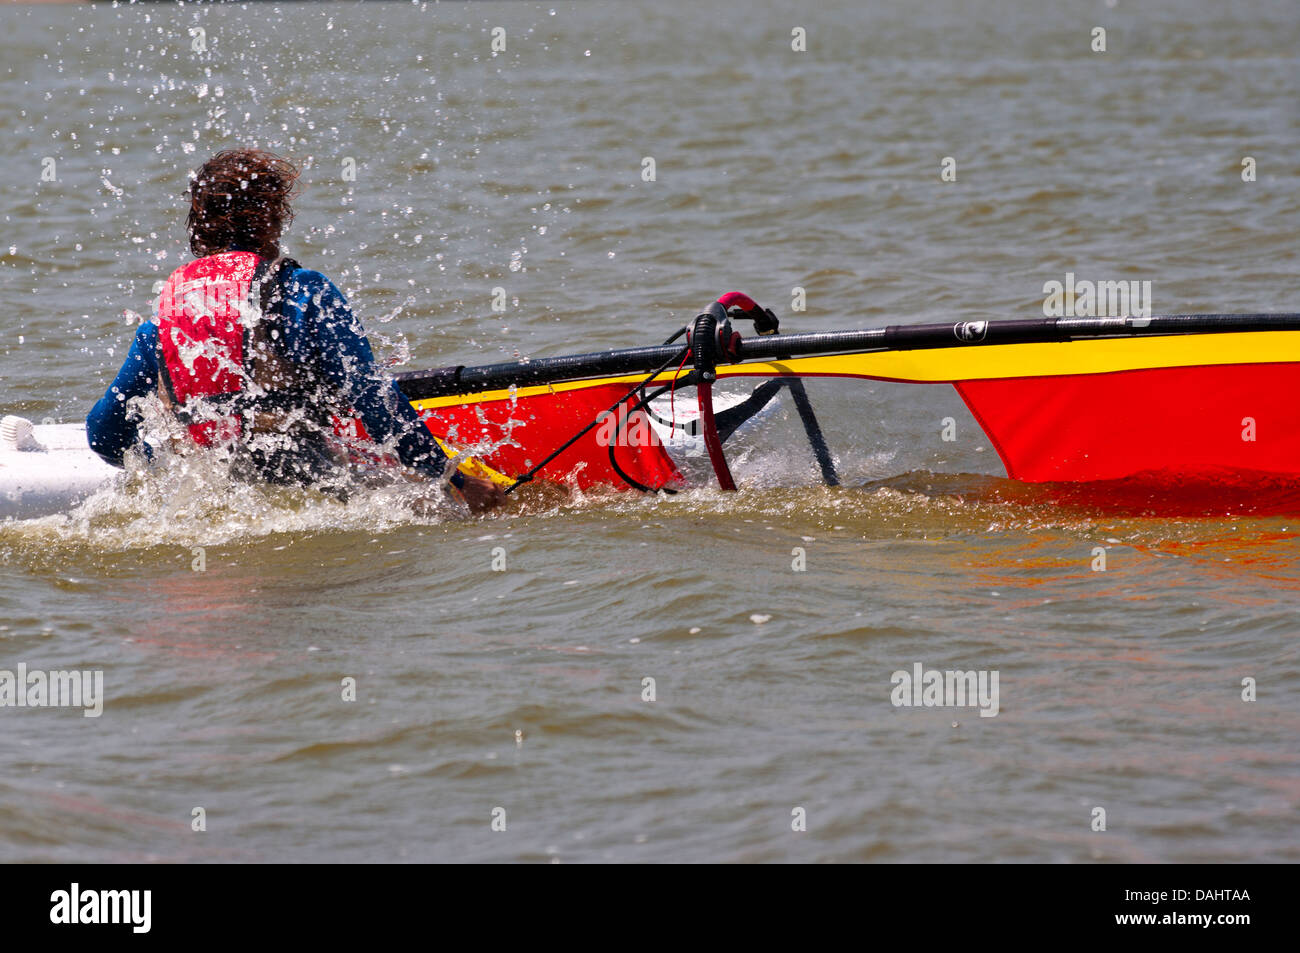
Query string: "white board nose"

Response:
xmin=0 ymin=415 xmax=45 ymax=452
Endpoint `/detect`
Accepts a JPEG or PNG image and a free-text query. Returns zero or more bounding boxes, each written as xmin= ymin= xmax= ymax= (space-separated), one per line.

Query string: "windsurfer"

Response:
xmin=86 ymin=149 xmax=504 ymax=513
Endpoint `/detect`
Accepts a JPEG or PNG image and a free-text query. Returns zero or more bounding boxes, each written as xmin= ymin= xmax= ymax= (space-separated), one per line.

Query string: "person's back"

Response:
xmin=87 ymin=148 xmax=503 ymax=512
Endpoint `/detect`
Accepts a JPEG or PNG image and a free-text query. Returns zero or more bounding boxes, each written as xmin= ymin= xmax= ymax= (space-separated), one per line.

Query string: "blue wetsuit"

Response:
xmin=86 ymin=266 xmax=462 ymax=487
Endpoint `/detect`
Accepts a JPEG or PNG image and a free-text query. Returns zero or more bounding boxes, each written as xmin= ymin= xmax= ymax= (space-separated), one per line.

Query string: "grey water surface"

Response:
xmin=0 ymin=0 xmax=1297 ymax=862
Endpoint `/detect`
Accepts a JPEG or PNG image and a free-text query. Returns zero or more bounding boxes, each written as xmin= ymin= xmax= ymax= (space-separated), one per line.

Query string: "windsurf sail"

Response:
xmin=398 ymin=303 xmax=1300 ymax=491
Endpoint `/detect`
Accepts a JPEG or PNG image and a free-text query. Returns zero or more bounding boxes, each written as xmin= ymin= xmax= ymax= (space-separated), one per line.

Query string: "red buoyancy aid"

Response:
xmin=155 ymin=250 xmax=261 ymax=445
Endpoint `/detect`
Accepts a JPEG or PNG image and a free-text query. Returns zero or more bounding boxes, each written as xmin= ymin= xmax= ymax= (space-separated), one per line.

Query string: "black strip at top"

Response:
xmin=394 ymin=312 xmax=1300 ymax=401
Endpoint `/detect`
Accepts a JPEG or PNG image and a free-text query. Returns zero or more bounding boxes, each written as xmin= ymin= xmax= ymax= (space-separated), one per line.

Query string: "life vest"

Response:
xmin=155 ymin=251 xmax=331 ymax=448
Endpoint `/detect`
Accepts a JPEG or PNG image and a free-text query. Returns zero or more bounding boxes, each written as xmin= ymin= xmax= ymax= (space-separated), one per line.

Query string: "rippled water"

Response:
xmin=1 ymin=0 xmax=1298 ymax=862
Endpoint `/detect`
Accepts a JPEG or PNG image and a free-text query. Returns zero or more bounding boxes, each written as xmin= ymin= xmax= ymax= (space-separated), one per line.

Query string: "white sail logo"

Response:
xmin=954 ymin=321 xmax=987 ymax=343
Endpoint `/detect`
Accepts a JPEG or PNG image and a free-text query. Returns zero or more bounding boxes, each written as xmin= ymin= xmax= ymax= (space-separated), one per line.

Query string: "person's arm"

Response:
xmin=278 ymin=269 xmax=465 ymax=487
xmin=86 ymin=321 xmax=160 ymax=467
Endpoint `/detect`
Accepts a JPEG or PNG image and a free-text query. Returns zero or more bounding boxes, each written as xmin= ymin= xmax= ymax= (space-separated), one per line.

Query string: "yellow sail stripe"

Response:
xmin=412 ymin=330 xmax=1300 ymax=410
xmin=431 ymin=436 xmax=515 ymax=487
xmin=723 ymin=329 xmax=1300 ymax=383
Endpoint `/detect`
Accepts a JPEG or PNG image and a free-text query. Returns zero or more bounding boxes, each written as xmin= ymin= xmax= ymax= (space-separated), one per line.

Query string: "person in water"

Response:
xmin=87 ymin=148 xmax=504 ymax=513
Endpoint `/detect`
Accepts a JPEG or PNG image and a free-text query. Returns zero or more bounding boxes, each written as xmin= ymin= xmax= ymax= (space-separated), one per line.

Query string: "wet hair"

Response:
xmin=186 ymin=149 xmax=300 ymax=259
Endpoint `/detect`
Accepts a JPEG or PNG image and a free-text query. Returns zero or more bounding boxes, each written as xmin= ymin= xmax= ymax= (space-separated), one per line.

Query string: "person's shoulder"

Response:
xmin=134 ymin=319 xmax=159 ymax=344
xmin=284 ymin=264 xmax=336 ymax=292
xmin=278 ymin=264 xmax=355 ymax=338
xmin=282 ymin=264 xmax=350 ymax=306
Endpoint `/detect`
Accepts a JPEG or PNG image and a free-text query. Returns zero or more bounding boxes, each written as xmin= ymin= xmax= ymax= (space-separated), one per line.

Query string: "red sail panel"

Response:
xmin=955 ymin=362 xmax=1300 ymax=483
xmin=421 ymin=383 xmax=683 ymax=491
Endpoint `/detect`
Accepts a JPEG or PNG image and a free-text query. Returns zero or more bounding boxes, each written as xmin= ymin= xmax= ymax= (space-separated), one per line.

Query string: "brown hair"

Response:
xmin=186 ymin=149 xmax=300 ymax=259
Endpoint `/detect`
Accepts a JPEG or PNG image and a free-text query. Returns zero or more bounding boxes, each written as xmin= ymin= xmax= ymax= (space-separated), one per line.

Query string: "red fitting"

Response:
xmin=717 ymin=291 xmax=758 ymax=312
